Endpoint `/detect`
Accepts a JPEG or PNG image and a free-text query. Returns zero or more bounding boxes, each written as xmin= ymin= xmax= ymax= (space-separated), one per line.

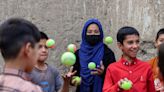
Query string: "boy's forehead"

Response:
xmin=124 ymin=34 xmax=140 ymax=41
xmin=39 ymin=39 xmax=47 ymax=44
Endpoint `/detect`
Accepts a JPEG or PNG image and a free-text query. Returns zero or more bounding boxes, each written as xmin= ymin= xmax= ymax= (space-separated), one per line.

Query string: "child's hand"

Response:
xmin=118 ymin=78 xmax=132 ymax=90
xmin=91 ymin=61 xmax=104 ymax=75
xmin=71 ymin=76 xmax=81 ymax=86
xmin=60 ymin=67 xmax=77 ymax=92
xmin=62 ymin=66 xmax=77 ymax=83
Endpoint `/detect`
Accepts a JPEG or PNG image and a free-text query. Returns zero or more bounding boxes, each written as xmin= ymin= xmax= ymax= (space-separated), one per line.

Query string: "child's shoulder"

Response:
xmin=47 ymin=64 xmax=60 ymax=74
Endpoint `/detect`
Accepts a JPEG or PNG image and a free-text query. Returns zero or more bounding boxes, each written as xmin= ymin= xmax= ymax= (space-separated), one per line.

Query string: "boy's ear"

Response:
xmin=24 ymin=42 xmax=32 ymax=57
xmin=117 ymin=42 xmax=123 ymax=50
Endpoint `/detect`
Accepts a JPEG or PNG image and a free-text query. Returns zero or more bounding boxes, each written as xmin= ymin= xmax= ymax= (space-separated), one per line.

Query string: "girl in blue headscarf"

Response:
xmin=71 ymin=18 xmax=116 ymax=92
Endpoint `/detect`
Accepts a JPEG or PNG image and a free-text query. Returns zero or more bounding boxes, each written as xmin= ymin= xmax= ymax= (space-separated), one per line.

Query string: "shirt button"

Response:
xmin=129 ymin=71 xmax=132 ymax=73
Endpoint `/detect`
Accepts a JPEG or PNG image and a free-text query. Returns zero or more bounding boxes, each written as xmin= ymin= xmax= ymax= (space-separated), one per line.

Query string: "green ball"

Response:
xmin=61 ymin=52 xmax=76 ymax=66
xmin=72 ymin=76 xmax=81 ymax=86
xmin=88 ymin=62 xmax=96 ymax=70
xmin=104 ymin=36 xmax=113 ymax=44
xmin=46 ymin=39 xmax=55 ymax=48
xmin=121 ymin=81 xmax=132 ymax=90
xmin=67 ymin=44 xmax=77 ymax=53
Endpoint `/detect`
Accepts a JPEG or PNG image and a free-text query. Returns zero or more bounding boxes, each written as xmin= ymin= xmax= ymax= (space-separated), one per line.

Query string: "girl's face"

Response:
xmin=155 ymin=34 xmax=164 ymax=50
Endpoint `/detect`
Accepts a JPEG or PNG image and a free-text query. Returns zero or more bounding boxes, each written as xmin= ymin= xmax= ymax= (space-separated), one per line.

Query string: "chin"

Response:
xmin=38 ymin=59 xmax=46 ymax=63
xmin=39 ymin=58 xmax=47 ymax=61
xmin=130 ymin=56 xmax=136 ymax=59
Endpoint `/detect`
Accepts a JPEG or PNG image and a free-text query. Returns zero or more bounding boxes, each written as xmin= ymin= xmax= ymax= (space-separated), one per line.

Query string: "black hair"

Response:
xmin=156 ymin=28 xmax=164 ymax=41
xmin=158 ymin=43 xmax=164 ymax=77
xmin=40 ymin=31 xmax=48 ymax=40
xmin=0 ymin=18 xmax=41 ymax=60
xmin=117 ymin=26 xmax=139 ymax=44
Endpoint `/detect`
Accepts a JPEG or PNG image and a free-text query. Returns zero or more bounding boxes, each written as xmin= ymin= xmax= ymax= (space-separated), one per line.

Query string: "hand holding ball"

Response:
xmin=72 ymin=76 xmax=81 ymax=86
xmin=88 ymin=62 xmax=96 ymax=70
xmin=120 ymin=80 xmax=132 ymax=90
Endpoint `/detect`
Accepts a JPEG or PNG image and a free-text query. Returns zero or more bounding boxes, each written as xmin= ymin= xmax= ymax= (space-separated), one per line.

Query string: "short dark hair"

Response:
xmin=0 ymin=18 xmax=41 ymax=60
xmin=40 ymin=31 xmax=48 ymax=40
xmin=117 ymin=26 xmax=140 ymax=44
xmin=158 ymin=43 xmax=164 ymax=77
xmin=156 ymin=28 xmax=164 ymax=41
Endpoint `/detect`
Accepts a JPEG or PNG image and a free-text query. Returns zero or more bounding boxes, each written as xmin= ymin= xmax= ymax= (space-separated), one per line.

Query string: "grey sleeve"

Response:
xmin=55 ymin=70 xmax=63 ymax=92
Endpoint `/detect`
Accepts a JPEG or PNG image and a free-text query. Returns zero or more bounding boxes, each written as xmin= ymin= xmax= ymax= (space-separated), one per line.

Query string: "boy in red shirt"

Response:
xmin=103 ymin=26 xmax=155 ymax=92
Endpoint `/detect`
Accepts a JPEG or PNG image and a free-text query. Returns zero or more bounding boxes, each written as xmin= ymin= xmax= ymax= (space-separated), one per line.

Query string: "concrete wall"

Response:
xmin=0 ymin=0 xmax=164 ymax=91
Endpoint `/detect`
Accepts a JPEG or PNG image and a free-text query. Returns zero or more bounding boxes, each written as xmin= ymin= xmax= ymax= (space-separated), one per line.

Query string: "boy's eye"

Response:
xmin=136 ymin=40 xmax=140 ymax=44
xmin=39 ymin=45 xmax=42 ymax=48
xmin=127 ymin=41 xmax=133 ymax=44
xmin=45 ymin=46 xmax=48 ymax=49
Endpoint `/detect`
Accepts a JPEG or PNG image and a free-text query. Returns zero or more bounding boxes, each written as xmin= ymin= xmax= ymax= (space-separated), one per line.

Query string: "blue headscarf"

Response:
xmin=79 ymin=18 xmax=104 ymax=92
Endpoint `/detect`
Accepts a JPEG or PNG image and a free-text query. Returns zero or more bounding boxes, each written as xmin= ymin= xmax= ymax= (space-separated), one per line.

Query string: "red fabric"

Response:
xmin=103 ymin=57 xmax=156 ymax=92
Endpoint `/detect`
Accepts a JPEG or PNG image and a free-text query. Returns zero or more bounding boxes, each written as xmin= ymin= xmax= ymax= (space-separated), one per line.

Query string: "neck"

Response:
xmin=4 ymin=59 xmax=24 ymax=71
xmin=122 ymin=54 xmax=136 ymax=63
xmin=35 ymin=61 xmax=47 ymax=70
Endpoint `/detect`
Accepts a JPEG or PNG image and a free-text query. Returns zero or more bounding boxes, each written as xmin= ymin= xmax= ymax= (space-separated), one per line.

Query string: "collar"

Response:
xmin=120 ymin=56 xmax=138 ymax=66
xmin=2 ymin=68 xmax=30 ymax=80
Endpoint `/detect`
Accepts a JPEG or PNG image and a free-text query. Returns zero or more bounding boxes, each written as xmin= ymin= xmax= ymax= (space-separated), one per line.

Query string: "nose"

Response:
xmin=132 ymin=42 xmax=139 ymax=49
xmin=41 ymin=47 xmax=47 ymax=52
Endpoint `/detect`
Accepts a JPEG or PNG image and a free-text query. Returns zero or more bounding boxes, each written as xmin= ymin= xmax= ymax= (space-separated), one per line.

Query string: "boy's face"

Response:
xmin=118 ymin=34 xmax=140 ymax=59
xmin=38 ymin=39 xmax=49 ymax=62
xmin=155 ymin=34 xmax=164 ymax=50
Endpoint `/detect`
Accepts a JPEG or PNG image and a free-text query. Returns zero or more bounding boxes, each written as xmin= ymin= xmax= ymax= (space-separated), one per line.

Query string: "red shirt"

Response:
xmin=103 ymin=57 xmax=155 ymax=92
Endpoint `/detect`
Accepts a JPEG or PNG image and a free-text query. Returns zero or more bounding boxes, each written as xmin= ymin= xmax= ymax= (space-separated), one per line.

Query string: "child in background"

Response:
xmin=30 ymin=31 xmax=76 ymax=92
xmin=148 ymin=29 xmax=164 ymax=91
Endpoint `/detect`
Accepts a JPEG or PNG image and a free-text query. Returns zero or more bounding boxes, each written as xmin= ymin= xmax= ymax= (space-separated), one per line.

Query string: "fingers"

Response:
xmin=118 ymin=78 xmax=133 ymax=88
xmin=69 ymin=66 xmax=74 ymax=72
xmin=91 ymin=66 xmax=104 ymax=75
xmin=72 ymin=70 xmax=77 ymax=76
xmin=124 ymin=78 xmax=128 ymax=81
xmin=71 ymin=78 xmax=76 ymax=84
xmin=66 ymin=66 xmax=77 ymax=77
xmin=91 ymin=71 xmax=98 ymax=75
xmin=71 ymin=76 xmax=81 ymax=86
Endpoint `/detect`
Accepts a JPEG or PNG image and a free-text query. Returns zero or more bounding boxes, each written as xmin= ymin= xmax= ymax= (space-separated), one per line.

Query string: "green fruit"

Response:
xmin=104 ymin=36 xmax=113 ymax=44
xmin=121 ymin=81 xmax=132 ymax=90
xmin=88 ymin=62 xmax=96 ymax=70
xmin=46 ymin=39 xmax=55 ymax=48
xmin=61 ymin=52 xmax=76 ymax=66
xmin=67 ymin=44 xmax=77 ymax=53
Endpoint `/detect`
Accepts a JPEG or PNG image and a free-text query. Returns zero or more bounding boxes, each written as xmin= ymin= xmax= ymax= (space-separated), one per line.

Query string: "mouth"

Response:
xmin=130 ymin=50 xmax=138 ymax=55
xmin=40 ymin=54 xmax=48 ymax=56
